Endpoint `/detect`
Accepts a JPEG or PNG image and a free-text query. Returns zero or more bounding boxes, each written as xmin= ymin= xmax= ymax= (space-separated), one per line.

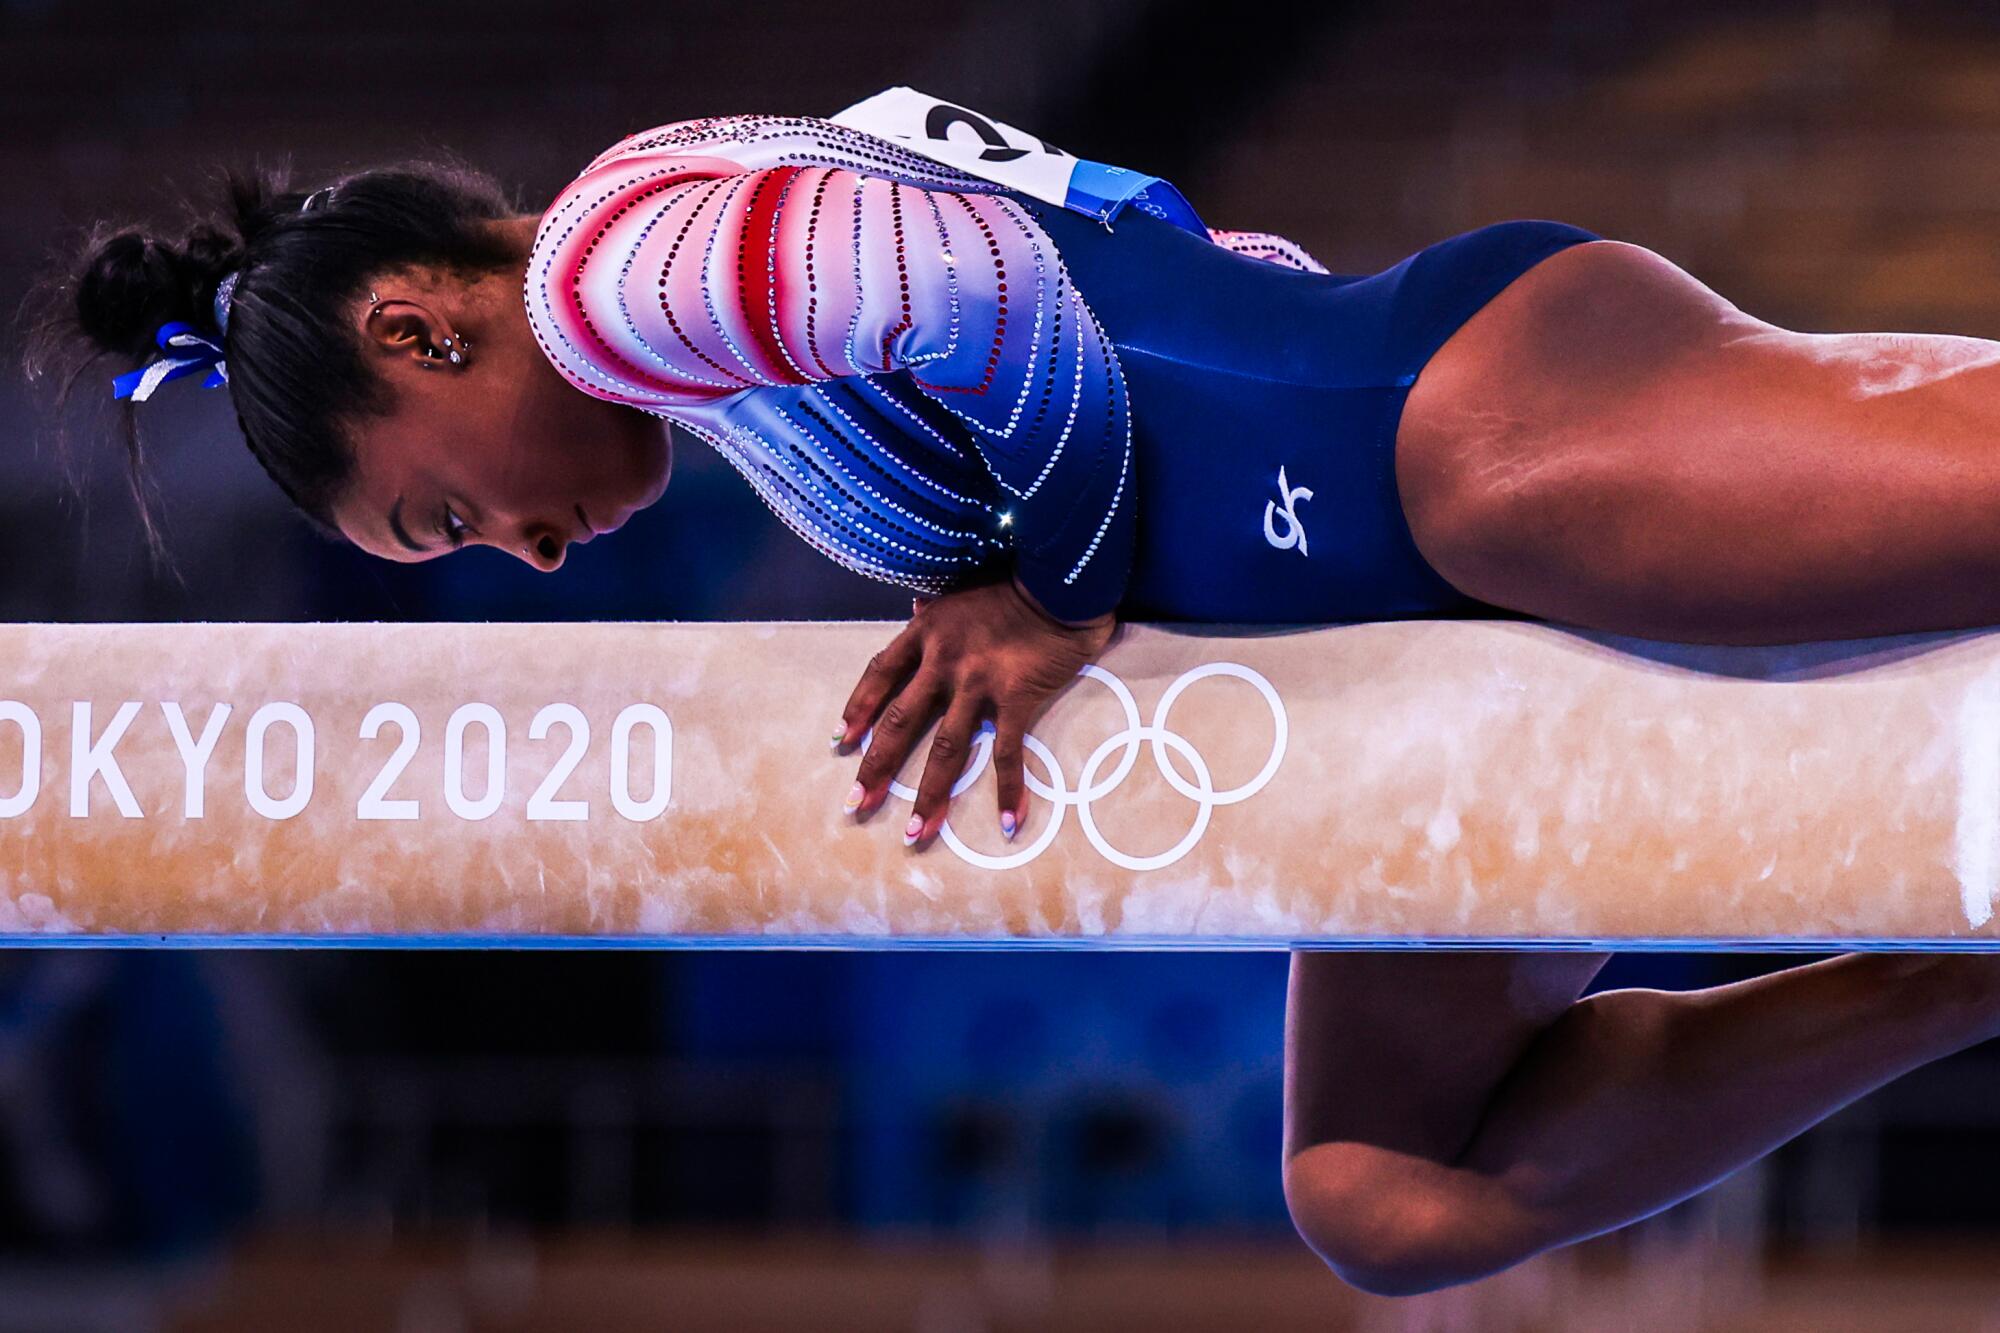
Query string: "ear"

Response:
xmin=360 ymin=297 xmax=448 ymax=368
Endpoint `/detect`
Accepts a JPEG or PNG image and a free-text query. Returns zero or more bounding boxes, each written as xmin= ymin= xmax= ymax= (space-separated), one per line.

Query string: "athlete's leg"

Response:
xmin=1287 ymin=949 xmax=2000 ymax=1296
xmin=1398 ymin=238 xmax=2000 ymax=644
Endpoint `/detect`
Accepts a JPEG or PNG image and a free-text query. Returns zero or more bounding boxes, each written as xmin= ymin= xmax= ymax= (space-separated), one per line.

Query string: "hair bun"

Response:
xmin=74 ymin=222 xmax=241 ymax=362
xmin=22 ymin=153 xmax=520 ymax=573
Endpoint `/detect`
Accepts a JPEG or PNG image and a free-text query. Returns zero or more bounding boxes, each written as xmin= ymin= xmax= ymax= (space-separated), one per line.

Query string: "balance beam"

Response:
xmin=2 ymin=619 xmax=1998 ymax=949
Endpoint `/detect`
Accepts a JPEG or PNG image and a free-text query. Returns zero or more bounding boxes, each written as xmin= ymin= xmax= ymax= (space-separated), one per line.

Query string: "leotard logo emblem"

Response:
xmin=1263 ymin=465 xmax=1314 ymax=556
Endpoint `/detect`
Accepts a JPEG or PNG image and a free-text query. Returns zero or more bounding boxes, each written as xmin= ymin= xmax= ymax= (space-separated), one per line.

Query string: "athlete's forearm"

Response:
xmin=1446 ymin=954 xmax=2000 ymax=1280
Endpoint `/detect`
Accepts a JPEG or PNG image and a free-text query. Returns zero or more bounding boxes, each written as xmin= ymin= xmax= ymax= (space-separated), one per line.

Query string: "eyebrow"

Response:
xmin=386 ymin=496 xmax=430 ymax=553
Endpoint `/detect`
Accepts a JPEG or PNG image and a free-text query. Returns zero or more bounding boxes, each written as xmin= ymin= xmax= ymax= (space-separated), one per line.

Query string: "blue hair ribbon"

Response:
xmin=110 ymin=320 xmax=229 ymax=403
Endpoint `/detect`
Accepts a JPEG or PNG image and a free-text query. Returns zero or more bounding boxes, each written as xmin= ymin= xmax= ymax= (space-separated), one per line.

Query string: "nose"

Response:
xmin=514 ymin=523 xmax=571 ymax=572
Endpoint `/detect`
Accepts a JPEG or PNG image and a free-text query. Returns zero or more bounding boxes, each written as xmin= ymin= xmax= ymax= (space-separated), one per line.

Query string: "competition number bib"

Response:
xmin=829 ymin=85 xmax=1209 ymax=237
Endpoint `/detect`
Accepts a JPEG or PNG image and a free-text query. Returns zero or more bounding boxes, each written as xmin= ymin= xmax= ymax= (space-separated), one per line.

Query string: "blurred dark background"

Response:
xmin=8 ymin=0 xmax=2000 ymax=1328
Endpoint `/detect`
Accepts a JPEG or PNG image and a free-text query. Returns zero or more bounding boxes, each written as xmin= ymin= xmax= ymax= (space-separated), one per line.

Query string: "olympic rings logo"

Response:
xmin=863 ymin=662 xmax=1287 ymax=871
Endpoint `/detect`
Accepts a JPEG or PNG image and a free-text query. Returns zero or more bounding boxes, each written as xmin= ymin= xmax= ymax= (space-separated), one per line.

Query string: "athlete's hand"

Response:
xmin=834 ymin=573 xmax=1119 ymax=847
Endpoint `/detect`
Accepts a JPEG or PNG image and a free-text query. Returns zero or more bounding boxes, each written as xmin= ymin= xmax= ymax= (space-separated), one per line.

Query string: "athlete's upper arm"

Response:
xmin=531 ymin=154 xmax=1136 ymax=621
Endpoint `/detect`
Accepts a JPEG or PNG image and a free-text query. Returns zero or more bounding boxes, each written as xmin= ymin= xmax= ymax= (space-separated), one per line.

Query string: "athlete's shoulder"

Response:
xmin=570 ymin=113 xmax=992 ymax=190
xmin=523 ymin=110 xmax=1023 ymax=392
xmin=530 ymin=112 xmax=1005 ymax=275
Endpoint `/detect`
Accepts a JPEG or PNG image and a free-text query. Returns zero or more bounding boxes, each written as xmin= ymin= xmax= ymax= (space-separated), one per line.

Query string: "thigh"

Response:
xmin=1396 ymin=240 xmax=1765 ymax=637
xmin=1397 ymin=240 xmax=1752 ymax=513
xmin=1399 ymin=239 xmax=2000 ymax=643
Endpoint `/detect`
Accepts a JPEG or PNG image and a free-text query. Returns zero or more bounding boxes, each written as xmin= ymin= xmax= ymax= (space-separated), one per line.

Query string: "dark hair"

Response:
xmin=19 ymin=154 xmax=525 ymax=569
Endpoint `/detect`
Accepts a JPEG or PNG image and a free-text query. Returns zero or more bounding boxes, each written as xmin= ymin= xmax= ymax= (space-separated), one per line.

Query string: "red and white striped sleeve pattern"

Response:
xmin=1206 ymin=227 xmax=1330 ymax=274
xmin=526 ymin=117 xmax=1136 ymax=624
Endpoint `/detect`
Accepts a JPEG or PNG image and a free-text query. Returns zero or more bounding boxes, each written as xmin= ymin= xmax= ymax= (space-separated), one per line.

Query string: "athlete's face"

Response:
xmin=332 ymin=241 xmax=673 ymax=571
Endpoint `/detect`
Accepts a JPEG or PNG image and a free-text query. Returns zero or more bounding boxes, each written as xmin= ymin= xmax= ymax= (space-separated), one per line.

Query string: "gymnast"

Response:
xmin=29 ymin=111 xmax=2000 ymax=1295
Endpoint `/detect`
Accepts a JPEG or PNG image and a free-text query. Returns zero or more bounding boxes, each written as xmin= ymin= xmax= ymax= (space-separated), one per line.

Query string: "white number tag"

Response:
xmin=830 ymin=85 xmax=1208 ymax=235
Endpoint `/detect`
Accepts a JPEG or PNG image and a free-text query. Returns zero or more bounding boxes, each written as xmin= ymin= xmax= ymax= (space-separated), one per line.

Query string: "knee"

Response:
xmin=1289 ymin=1217 xmax=1461 ymax=1298
xmin=1284 ymin=1163 xmax=1478 ymax=1298
xmin=1304 ymin=1242 xmax=1461 ymax=1299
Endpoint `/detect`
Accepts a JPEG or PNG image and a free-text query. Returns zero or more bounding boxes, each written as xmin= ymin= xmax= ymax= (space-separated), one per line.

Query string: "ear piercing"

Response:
xmin=422 ymin=334 xmax=468 ymax=366
xmin=420 ymin=335 xmax=472 ymax=368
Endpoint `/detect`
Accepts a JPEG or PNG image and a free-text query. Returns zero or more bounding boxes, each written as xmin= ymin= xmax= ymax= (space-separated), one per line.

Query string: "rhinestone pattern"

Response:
xmin=1206 ymin=228 xmax=1332 ymax=274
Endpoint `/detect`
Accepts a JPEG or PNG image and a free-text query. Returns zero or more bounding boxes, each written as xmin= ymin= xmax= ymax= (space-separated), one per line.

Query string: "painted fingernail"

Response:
xmin=829 ymin=726 xmax=847 ymax=752
xmin=904 ymin=814 xmax=924 ymax=845
xmin=1000 ymin=809 xmax=1017 ymax=839
xmin=844 ymin=781 xmax=864 ymax=815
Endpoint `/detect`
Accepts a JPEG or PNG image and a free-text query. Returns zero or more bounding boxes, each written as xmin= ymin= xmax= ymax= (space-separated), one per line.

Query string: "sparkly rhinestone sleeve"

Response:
xmin=1206 ymin=227 xmax=1330 ymax=275
xmin=533 ymin=150 xmax=1135 ymax=624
